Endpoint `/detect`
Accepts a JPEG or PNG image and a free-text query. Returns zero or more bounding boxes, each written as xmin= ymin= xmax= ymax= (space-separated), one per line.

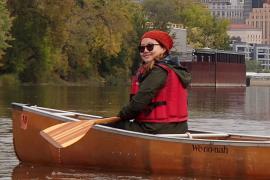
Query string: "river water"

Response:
xmin=1 ymin=85 xmax=270 ymax=179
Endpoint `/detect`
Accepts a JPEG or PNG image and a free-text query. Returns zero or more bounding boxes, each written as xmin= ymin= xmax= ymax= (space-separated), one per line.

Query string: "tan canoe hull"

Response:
xmin=12 ymin=103 xmax=270 ymax=178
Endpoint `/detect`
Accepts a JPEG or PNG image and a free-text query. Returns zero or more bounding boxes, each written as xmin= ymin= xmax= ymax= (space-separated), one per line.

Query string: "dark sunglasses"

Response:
xmin=138 ymin=44 xmax=160 ymax=53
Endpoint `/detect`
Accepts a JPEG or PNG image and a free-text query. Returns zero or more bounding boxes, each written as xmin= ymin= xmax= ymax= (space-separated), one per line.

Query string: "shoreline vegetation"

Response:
xmin=2 ymin=73 xmax=270 ymax=87
xmin=0 ymin=74 xmax=127 ymax=87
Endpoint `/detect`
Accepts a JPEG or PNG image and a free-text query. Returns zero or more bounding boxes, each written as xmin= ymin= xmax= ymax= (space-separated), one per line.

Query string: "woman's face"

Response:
xmin=139 ymin=38 xmax=166 ymax=63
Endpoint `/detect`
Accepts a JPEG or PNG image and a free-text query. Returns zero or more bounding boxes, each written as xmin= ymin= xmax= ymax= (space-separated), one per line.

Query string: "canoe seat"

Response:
xmin=52 ymin=112 xmax=76 ymax=116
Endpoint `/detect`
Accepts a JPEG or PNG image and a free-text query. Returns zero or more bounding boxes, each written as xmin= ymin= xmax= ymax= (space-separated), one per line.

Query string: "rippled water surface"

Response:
xmin=1 ymin=85 xmax=270 ymax=179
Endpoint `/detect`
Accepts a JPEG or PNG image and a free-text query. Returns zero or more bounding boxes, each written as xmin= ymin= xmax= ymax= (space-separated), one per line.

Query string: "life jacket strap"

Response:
xmin=143 ymin=101 xmax=167 ymax=115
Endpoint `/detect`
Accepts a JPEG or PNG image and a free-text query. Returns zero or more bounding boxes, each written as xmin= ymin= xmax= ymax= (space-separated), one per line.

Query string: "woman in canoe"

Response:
xmin=113 ymin=30 xmax=191 ymax=134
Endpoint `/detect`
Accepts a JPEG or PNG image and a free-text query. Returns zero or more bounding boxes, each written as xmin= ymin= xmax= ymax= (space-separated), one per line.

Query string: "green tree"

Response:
xmin=129 ymin=5 xmax=149 ymax=74
xmin=2 ymin=0 xmax=137 ymax=83
xmin=0 ymin=0 xmax=13 ymax=64
xmin=4 ymin=0 xmax=76 ymax=82
xmin=212 ymin=18 xmax=230 ymax=49
xmin=142 ymin=0 xmax=178 ymax=30
xmin=4 ymin=0 xmax=53 ymax=82
xmin=142 ymin=0 xmax=230 ymax=49
xmin=60 ymin=0 xmax=141 ymax=81
xmin=246 ymin=60 xmax=263 ymax=72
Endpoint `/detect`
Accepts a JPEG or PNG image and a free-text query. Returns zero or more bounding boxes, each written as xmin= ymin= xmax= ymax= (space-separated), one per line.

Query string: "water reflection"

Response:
xmin=12 ymin=163 xmax=151 ymax=180
xmin=0 ymin=84 xmax=130 ymax=117
xmin=12 ymin=163 xmax=232 ymax=180
xmin=245 ymin=86 xmax=270 ymax=120
xmin=188 ymin=87 xmax=270 ymax=135
xmin=188 ymin=87 xmax=246 ymax=118
xmin=0 ymin=118 xmax=19 ymax=178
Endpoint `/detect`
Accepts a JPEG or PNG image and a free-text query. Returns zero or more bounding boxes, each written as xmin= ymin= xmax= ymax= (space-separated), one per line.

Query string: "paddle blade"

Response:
xmin=40 ymin=120 xmax=94 ymax=148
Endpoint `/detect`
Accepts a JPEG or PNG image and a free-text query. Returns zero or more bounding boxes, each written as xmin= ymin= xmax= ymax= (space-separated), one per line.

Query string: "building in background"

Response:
xmin=200 ymin=0 xmax=252 ymax=23
xmin=252 ymin=0 xmax=265 ymax=8
xmin=170 ymin=27 xmax=193 ymax=61
xmin=243 ymin=0 xmax=253 ymax=21
xmin=233 ymin=42 xmax=270 ymax=69
xmin=246 ymin=3 xmax=270 ymax=44
xmin=254 ymin=44 xmax=270 ymax=69
xmin=232 ymin=42 xmax=254 ymax=61
xmin=227 ymin=24 xmax=262 ymax=44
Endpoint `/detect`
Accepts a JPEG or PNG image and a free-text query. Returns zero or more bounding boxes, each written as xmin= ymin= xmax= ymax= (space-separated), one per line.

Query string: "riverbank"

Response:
xmin=246 ymin=72 xmax=270 ymax=86
xmin=0 ymin=74 xmax=129 ymax=87
xmin=250 ymin=78 xmax=270 ymax=86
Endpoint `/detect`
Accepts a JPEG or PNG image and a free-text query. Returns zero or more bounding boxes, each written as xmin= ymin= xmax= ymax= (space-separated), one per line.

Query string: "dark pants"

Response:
xmin=110 ymin=120 xmax=188 ymax=134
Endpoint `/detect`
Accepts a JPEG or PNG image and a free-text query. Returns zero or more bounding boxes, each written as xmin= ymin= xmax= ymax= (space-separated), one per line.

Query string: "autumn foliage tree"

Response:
xmin=1 ymin=0 xmax=230 ymax=84
xmin=143 ymin=0 xmax=230 ymax=49
xmin=3 ymin=0 xmax=143 ymax=83
xmin=0 ymin=0 xmax=13 ymax=66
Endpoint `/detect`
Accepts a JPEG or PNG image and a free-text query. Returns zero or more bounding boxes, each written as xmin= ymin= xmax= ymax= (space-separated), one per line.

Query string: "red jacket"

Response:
xmin=131 ymin=64 xmax=188 ymax=123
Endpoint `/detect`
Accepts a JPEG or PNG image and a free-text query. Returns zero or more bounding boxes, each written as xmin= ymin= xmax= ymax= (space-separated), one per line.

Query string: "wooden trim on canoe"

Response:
xmin=19 ymin=104 xmax=102 ymax=122
xmin=93 ymin=125 xmax=270 ymax=146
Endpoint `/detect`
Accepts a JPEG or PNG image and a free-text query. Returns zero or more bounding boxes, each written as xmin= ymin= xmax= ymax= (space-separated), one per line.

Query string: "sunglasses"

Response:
xmin=138 ymin=44 xmax=160 ymax=53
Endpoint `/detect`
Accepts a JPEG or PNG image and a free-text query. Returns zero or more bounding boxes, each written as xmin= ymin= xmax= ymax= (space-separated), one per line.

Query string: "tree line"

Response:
xmin=0 ymin=0 xmax=230 ymax=84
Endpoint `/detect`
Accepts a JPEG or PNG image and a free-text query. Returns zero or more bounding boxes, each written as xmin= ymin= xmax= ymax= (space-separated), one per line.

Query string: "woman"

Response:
xmin=113 ymin=30 xmax=191 ymax=134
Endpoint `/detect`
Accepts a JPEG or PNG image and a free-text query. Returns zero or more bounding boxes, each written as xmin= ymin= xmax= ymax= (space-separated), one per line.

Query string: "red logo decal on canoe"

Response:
xmin=20 ymin=114 xmax=28 ymax=130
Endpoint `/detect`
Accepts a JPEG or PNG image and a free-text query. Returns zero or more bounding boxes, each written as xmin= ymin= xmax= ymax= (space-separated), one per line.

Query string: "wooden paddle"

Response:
xmin=40 ymin=117 xmax=120 ymax=148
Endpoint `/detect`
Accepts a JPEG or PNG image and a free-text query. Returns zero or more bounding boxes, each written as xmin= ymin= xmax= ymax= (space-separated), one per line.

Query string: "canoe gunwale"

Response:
xmin=12 ymin=102 xmax=102 ymax=123
xmin=93 ymin=125 xmax=270 ymax=147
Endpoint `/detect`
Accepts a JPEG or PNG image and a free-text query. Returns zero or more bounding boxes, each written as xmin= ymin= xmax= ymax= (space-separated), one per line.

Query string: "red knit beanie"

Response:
xmin=141 ymin=30 xmax=173 ymax=51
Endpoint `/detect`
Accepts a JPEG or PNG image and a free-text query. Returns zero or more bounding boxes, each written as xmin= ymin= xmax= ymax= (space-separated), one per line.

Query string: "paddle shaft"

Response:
xmin=91 ymin=116 xmax=120 ymax=125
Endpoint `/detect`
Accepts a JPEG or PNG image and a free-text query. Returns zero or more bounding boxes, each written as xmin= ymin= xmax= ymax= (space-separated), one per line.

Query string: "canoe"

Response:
xmin=12 ymin=102 xmax=270 ymax=178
